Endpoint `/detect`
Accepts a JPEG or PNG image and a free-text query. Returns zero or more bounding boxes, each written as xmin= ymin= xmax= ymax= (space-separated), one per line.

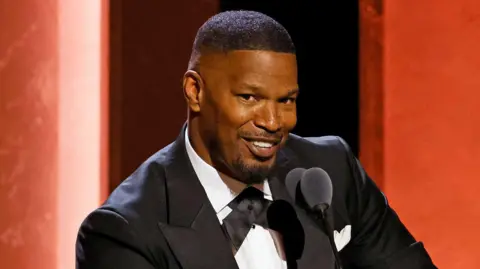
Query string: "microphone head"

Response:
xmin=300 ymin=167 xmax=333 ymax=212
xmin=285 ymin=167 xmax=307 ymax=202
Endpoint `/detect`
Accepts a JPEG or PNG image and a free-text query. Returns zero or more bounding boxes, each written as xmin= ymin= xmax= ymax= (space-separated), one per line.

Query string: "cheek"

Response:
xmin=218 ymin=98 xmax=252 ymax=126
xmin=281 ymin=109 xmax=297 ymax=131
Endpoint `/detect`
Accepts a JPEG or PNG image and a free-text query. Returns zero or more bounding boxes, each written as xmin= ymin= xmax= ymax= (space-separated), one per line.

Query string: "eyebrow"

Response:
xmin=239 ymin=83 xmax=299 ymax=96
xmin=239 ymin=83 xmax=263 ymax=91
xmin=286 ymin=88 xmax=300 ymax=96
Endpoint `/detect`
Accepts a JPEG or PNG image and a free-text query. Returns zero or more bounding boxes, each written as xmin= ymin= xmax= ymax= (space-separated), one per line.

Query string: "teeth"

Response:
xmin=252 ymin=141 xmax=273 ymax=148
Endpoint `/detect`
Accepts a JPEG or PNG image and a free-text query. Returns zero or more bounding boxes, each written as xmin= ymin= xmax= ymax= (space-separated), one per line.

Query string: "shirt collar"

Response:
xmin=184 ymin=127 xmax=272 ymax=216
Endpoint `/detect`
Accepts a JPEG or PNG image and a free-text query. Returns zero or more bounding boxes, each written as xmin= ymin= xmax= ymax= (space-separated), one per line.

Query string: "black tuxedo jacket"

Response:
xmin=76 ymin=126 xmax=437 ymax=269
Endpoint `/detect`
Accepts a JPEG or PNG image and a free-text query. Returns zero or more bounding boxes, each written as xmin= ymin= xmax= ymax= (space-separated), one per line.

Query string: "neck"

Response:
xmin=218 ymin=170 xmax=264 ymax=194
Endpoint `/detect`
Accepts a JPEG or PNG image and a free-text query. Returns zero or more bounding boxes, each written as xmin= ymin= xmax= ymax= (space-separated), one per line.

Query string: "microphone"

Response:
xmin=285 ymin=167 xmax=307 ymax=202
xmin=300 ymin=167 xmax=333 ymax=217
xmin=286 ymin=167 xmax=343 ymax=269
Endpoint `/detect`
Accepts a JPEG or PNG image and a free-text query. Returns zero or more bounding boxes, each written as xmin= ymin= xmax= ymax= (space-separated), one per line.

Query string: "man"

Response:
xmin=76 ymin=10 xmax=436 ymax=269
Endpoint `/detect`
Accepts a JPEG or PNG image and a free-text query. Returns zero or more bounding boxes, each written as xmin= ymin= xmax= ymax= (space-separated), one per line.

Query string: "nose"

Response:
xmin=254 ymin=102 xmax=281 ymax=133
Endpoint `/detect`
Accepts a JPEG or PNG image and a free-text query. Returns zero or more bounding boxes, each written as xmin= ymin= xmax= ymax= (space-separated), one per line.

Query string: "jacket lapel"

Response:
xmin=270 ymin=148 xmax=336 ymax=269
xmin=158 ymin=126 xmax=238 ymax=269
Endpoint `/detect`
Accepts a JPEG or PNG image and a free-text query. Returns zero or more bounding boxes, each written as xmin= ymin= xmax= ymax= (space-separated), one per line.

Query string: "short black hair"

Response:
xmin=189 ymin=10 xmax=295 ymax=68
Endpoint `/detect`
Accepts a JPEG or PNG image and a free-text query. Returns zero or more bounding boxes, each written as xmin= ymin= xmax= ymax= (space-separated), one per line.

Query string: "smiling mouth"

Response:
xmin=242 ymin=137 xmax=282 ymax=160
xmin=243 ymin=137 xmax=281 ymax=146
xmin=251 ymin=141 xmax=276 ymax=148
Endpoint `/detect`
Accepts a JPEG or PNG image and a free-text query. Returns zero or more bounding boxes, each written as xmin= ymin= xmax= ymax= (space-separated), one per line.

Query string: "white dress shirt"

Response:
xmin=185 ymin=129 xmax=287 ymax=269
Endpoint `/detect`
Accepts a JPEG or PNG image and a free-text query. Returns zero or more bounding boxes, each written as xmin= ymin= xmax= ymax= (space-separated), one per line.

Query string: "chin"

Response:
xmin=231 ymin=156 xmax=275 ymax=184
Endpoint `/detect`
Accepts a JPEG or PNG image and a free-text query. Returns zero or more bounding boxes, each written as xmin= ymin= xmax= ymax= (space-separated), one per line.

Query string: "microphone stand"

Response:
xmin=314 ymin=206 xmax=343 ymax=269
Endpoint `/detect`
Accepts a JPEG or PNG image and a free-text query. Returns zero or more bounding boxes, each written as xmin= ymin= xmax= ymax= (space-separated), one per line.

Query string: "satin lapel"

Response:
xmin=158 ymin=126 xmax=238 ymax=269
xmin=270 ymin=148 xmax=336 ymax=269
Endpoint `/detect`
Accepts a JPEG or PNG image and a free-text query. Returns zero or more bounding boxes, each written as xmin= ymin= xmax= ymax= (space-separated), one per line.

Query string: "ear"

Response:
xmin=182 ymin=70 xmax=204 ymax=113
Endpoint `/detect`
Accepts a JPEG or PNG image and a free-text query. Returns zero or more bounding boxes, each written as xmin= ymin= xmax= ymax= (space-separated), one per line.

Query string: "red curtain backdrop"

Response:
xmin=0 ymin=1 xmax=58 ymax=268
xmin=0 ymin=1 xmax=109 ymax=268
xmin=361 ymin=0 xmax=480 ymax=267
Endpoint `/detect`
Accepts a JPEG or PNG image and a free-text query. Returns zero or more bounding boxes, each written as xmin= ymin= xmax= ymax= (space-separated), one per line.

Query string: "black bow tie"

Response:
xmin=221 ymin=186 xmax=272 ymax=253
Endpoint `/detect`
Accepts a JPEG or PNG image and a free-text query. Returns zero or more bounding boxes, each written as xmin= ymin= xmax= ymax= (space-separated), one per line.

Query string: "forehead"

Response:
xmin=225 ymin=50 xmax=297 ymax=75
xmin=200 ymin=50 xmax=298 ymax=87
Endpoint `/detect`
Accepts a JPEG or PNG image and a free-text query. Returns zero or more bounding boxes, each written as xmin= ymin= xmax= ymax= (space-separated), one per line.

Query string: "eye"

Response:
xmin=279 ymin=97 xmax=297 ymax=105
xmin=238 ymin=94 xmax=257 ymax=102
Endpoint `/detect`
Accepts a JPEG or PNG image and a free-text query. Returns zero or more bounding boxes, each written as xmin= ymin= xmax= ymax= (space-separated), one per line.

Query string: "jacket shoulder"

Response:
xmin=91 ymin=142 xmax=175 ymax=230
xmin=285 ymin=134 xmax=352 ymax=160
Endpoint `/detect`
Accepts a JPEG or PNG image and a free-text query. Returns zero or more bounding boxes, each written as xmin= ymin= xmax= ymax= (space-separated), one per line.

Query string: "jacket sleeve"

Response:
xmin=336 ymin=137 xmax=437 ymax=269
xmin=76 ymin=208 xmax=165 ymax=269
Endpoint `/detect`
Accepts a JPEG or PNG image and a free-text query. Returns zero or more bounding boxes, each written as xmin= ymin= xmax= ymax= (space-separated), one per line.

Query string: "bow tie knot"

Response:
xmin=221 ymin=186 xmax=272 ymax=252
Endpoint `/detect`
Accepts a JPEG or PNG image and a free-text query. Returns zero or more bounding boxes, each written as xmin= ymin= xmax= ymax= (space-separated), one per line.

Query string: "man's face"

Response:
xmin=194 ymin=50 xmax=298 ymax=184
